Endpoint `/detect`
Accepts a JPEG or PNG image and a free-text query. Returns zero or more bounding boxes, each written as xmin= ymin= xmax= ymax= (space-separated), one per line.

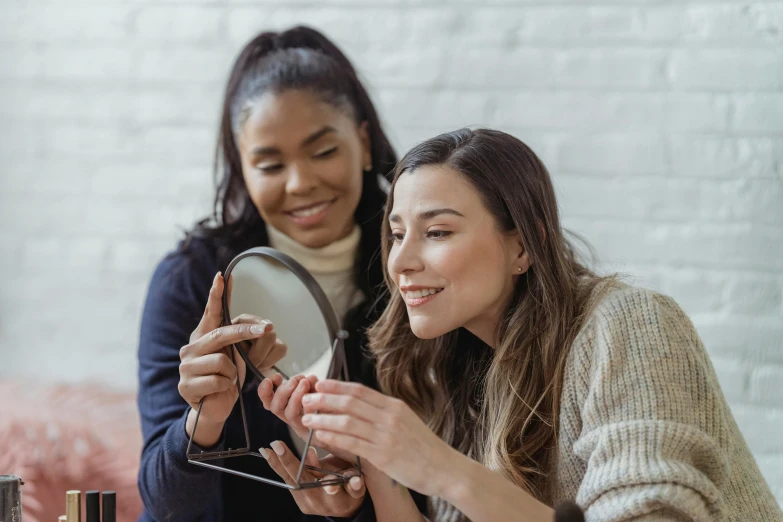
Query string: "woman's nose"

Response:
xmin=286 ymin=163 xmax=318 ymax=195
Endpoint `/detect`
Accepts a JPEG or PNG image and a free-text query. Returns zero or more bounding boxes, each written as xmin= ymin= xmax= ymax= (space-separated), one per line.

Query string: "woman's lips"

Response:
xmin=402 ymin=288 xmax=444 ymax=307
xmin=285 ymin=198 xmax=336 ymax=227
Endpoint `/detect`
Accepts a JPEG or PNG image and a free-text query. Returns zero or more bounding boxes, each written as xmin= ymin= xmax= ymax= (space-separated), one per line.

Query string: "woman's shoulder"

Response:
xmin=146 ymin=235 xmax=221 ymax=304
xmin=570 ymin=281 xmax=703 ymax=372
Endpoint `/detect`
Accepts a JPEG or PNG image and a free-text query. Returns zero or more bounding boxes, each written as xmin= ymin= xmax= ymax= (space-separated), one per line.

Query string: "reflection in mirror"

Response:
xmin=229 ymin=255 xmax=335 ymax=382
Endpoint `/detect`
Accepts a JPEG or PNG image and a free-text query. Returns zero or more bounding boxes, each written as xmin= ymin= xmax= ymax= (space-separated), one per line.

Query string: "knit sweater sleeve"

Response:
xmin=571 ymin=287 xmax=745 ymax=522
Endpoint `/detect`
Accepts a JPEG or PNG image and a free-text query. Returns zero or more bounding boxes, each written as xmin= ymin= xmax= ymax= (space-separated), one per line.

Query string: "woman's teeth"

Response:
xmin=290 ymin=201 xmax=331 ymax=217
xmin=406 ymin=288 xmax=443 ymax=299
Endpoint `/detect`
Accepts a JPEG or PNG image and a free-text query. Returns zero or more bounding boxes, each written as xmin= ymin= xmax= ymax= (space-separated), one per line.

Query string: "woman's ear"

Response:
xmin=358 ymin=121 xmax=372 ymax=171
xmin=508 ymin=234 xmax=531 ymax=275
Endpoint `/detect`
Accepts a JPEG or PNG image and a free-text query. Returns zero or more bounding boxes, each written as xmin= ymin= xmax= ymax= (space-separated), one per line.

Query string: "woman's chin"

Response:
xmin=409 ymin=317 xmax=451 ymax=340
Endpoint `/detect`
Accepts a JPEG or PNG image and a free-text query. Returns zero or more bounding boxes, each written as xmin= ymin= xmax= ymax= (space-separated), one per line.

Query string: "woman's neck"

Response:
xmin=265 ymin=223 xmax=361 ymax=274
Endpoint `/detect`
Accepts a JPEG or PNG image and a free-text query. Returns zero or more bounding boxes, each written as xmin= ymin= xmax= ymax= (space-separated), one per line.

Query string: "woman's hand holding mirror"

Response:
xmin=260 ymin=440 xmax=366 ymax=517
xmin=258 ymin=374 xmax=318 ymax=441
xmin=180 ymin=272 xmax=287 ymax=447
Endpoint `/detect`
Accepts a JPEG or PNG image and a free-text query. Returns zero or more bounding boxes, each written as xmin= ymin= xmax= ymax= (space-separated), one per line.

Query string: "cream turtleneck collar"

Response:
xmin=265 ymin=224 xmax=360 ymax=274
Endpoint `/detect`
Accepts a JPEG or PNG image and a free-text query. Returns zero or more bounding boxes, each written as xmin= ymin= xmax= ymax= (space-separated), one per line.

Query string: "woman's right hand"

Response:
xmin=180 ymin=272 xmax=287 ymax=447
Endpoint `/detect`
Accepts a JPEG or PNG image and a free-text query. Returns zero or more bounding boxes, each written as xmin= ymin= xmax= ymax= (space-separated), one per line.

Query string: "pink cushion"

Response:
xmin=0 ymin=380 xmax=142 ymax=522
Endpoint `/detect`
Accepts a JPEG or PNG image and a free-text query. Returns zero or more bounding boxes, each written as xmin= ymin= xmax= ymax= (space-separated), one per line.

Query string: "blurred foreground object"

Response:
xmin=0 ymin=380 xmax=142 ymax=522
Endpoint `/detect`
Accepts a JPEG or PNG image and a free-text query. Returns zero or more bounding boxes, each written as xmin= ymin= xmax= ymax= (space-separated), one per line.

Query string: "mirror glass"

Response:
xmin=226 ymin=252 xmax=338 ymax=382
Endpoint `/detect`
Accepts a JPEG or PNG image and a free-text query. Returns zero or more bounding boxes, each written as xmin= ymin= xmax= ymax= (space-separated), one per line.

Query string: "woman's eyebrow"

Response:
xmin=389 ymin=208 xmax=465 ymax=223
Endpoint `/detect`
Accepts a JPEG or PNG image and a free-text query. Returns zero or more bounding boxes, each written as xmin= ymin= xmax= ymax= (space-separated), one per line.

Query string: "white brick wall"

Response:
xmin=0 ymin=0 xmax=781 ymax=502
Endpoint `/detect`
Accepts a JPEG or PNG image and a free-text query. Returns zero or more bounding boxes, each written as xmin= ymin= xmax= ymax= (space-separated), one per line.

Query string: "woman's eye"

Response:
xmin=427 ymin=230 xmax=452 ymax=239
xmin=391 ymin=232 xmax=405 ymax=242
xmin=257 ymin=164 xmax=283 ymax=174
xmin=314 ymin=146 xmax=338 ymax=158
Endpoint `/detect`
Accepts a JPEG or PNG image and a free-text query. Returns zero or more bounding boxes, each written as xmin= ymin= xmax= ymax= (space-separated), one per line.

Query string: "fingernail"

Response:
xmin=302 ymin=395 xmax=311 ymax=404
xmin=350 ymin=477 xmax=362 ymax=490
xmin=270 ymin=440 xmax=284 ymax=456
xmin=309 ymin=447 xmax=318 ymax=458
xmin=259 ymin=448 xmax=269 ymax=460
xmin=212 ymin=272 xmax=220 ymax=285
xmin=250 ymin=324 xmax=265 ymax=334
xmin=297 ymin=380 xmax=307 ymax=390
xmin=302 ymin=414 xmax=313 ymax=424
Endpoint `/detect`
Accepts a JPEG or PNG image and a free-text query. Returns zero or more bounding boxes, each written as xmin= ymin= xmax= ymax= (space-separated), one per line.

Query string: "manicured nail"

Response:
xmin=350 ymin=477 xmax=362 ymax=490
xmin=270 ymin=440 xmax=284 ymax=456
xmin=250 ymin=321 xmax=273 ymax=335
xmin=302 ymin=395 xmax=312 ymax=404
xmin=302 ymin=414 xmax=313 ymax=424
xmin=259 ymin=447 xmax=269 ymax=460
xmin=309 ymin=447 xmax=318 ymax=458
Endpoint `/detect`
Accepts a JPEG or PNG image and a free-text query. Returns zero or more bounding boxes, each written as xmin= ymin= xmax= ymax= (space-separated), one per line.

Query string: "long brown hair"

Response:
xmin=368 ymin=128 xmax=612 ymax=499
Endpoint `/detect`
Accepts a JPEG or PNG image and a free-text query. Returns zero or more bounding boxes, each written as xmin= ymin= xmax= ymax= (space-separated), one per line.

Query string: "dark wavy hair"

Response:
xmin=185 ymin=27 xmax=396 ymax=380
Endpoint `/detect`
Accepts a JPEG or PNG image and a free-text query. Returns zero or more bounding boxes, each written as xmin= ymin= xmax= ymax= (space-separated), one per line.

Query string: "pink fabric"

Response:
xmin=0 ymin=379 xmax=142 ymax=522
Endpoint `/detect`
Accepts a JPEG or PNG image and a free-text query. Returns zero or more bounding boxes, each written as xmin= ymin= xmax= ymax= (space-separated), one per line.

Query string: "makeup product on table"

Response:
xmin=85 ymin=491 xmax=99 ymax=522
xmin=65 ymin=490 xmax=80 ymax=522
xmin=0 ymin=475 xmax=24 ymax=522
xmin=101 ymin=491 xmax=115 ymax=522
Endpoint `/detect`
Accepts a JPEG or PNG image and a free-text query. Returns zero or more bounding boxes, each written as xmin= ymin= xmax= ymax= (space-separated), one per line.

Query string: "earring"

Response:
xmin=364 ymin=163 xmax=373 ymax=172
xmin=517 ymin=267 xmax=523 ymax=273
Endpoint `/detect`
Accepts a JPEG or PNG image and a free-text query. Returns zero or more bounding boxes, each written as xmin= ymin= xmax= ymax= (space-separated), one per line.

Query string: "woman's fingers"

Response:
xmin=180 ymin=352 xmax=237 ymax=381
xmin=314 ymin=380 xmax=389 ymax=409
xmin=303 ymin=414 xmax=376 ymax=443
xmin=190 ymin=273 xmax=224 ymax=343
xmin=286 ymin=378 xmax=310 ymax=424
xmin=302 ymin=392 xmax=379 ymax=424
xmin=257 ymin=374 xmax=285 ymax=409
xmin=178 ymin=375 xmax=235 ymax=401
xmin=268 ymin=440 xmax=315 ymax=483
xmin=270 ymin=376 xmax=304 ymax=415
xmin=186 ymin=322 xmax=274 ymax=358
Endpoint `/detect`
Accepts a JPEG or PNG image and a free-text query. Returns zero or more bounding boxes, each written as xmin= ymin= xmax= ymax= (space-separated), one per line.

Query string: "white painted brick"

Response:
xmin=0 ymin=49 xmax=40 ymax=80
xmin=696 ymin=317 xmax=783 ymax=364
xmin=750 ymin=365 xmax=783 ymax=407
xmin=35 ymin=47 xmax=134 ymax=80
xmin=731 ymin=404 xmax=783 ymax=455
xmin=756 ymin=456 xmax=783 ymax=506
xmin=0 ymin=6 xmax=132 ymax=43
xmin=557 ymin=133 xmax=668 ymax=176
xmin=669 ymin=136 xmax=783 ymax=180
xmin=661 ymin=270 xmax=727 ymax=316
xmin=574 ymin=221 xmax=783 ymax=272
xmin=133 ymin=86 xmax=222 ymax=125
xmin=521 ymin=7 xmax=639 ymax=43
xmin=710 ymin=356 xmax=749 ymax=404
xmin=727 ymin=277 xmax=783 ymax=316
xmin=136 ymin=48 xmax=233 ymax=82
xmin=441 ymin=48 xmax=556 ymax=88
xmin=66 ymin=238 xmax=110 ymax=270
xmin=3 ymin=160 xmax=94 ymax=196
xmin=378 ymin=89 xmax=492 ymax=128
xmin=362 ymin=48 xmax=447 ymax=88
xmin=670 ymin=50 xmax=783 ymax=91
xmin=680 ymin=4 xmax=783 ymax=45
xmin=732 ymin=94 xmax=783 ymax=133
xmin=494 ymin=93 xmax=728 ymax=132
xmin=138 ymin=125 xmax=216 ymax=166
xmin=134 ymin=6 xmax=224 ymax=43
xmin=557 ymin=49 xmax=668 ymax=89
xmin=0 ymin=84 xmax=136 ymax=122
xmin=43 ymin=124 xmax=136 ymax=160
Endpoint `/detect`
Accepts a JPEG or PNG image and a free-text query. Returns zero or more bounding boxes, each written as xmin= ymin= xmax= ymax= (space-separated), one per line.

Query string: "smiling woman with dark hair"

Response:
xmin=136 ymin=26 xmax=397 ymax=522
xmin=291 ymin=128 xmax=783 ymax=522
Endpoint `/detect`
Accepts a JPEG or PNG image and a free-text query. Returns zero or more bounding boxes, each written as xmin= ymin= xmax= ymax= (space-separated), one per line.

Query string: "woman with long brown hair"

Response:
xmin=290 ymin=128 xmax=782 ymax=521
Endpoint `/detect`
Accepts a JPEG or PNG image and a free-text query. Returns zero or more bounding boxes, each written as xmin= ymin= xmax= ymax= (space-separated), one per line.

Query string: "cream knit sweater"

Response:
xmin=427 ymin=285 xmax=782 ymax=522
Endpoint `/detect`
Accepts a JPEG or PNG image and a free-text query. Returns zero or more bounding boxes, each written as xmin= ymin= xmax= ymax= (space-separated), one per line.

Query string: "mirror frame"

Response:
xmin=186 ymin=247 xmax=361 ymax=490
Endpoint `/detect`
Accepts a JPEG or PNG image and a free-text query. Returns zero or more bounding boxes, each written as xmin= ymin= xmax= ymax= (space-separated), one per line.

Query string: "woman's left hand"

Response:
xmin=301 ymin=379 xmax=456 ymax=497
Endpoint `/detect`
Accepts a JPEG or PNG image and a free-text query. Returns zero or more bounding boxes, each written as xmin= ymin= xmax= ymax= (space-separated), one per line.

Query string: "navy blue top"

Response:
xmin=136 ymin=236 xmax=429 ymax=521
